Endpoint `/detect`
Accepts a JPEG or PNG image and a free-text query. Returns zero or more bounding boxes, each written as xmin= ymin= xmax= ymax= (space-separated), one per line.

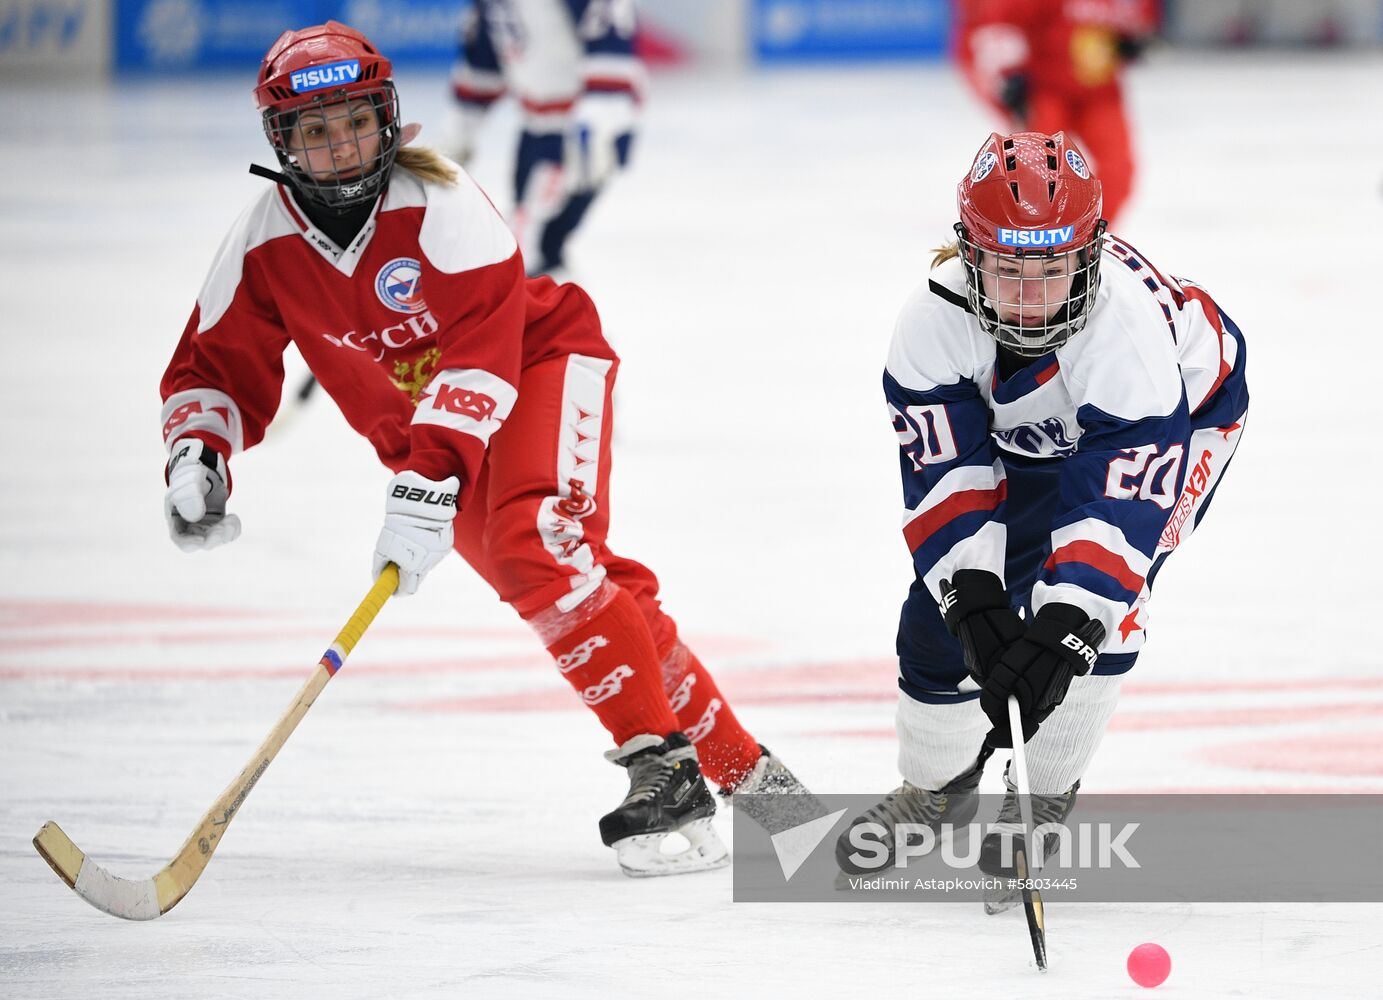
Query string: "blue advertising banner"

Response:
xmin=115 ymin=0 xmax=464 ymax=72
xmin=752 ymin=0 xmax=950 ymax=63
xmin=0 ymin=1 xmax=112 ymax=76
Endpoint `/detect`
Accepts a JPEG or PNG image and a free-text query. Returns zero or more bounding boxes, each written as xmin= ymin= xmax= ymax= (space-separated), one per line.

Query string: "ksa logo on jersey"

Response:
xmin=290 ymin=60 xmax=362 ymax=93
xmin=429 ymin=384 xmax=497 ymax=422
xmin=971 ymin=150 xmax=998 ymax=182
xmin=1065 ymin=148 xmax=1090 ymax=179
xmin=375 ymin=258 xmax=427 ymax=314
xmin=997 ymin=226 xmax=1075 ymax=248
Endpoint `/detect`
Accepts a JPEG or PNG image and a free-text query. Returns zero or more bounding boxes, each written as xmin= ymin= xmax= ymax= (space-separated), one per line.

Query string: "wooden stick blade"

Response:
xmin=32 ymin=570 xmax=397 ymax=921
xmin=33 ymin=821 xmax=81 ymax=887
xmin=34 ymin=821 xmax=165 ymax=921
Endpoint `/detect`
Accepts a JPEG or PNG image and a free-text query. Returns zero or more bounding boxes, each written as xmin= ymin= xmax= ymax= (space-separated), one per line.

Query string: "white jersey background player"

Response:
xmin=835 ymin=131 xmax=1249 ymax=904
xmin=447 ymin=0 xmax=641 ymax=276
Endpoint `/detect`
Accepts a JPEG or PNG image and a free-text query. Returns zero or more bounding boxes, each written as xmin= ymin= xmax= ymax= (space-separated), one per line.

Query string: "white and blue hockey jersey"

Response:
xmin=885 ymin=235 xmax=1248 ymax=654
xmin=452 ymin=0 xmax=642 ymax=116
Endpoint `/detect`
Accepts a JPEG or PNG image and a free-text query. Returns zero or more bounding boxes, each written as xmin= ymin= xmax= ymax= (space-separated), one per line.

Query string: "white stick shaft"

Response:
xmin=1007 ymin=695 xmax=1042 ymax=874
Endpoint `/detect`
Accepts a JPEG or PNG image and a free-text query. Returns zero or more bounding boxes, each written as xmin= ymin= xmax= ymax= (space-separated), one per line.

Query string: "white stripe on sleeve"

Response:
xmin=412 ymin=368 xmax=518 ymax=445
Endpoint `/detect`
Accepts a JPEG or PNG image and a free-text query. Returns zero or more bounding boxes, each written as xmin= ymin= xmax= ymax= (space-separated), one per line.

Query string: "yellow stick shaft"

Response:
xmin=331 ymin=564 xmax=399 ymax=662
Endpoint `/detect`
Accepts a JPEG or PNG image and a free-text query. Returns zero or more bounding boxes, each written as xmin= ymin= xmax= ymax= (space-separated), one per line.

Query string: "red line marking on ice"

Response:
xmin=718 ymin=660 xmax=897 ymax=685
xmin=1121 ymin=676 xmax=1383 ymax=695
xmin=1202 ymin=730 xmax=1383 ymax=777
xmin=393 ymin=689 xmax=897 ymax=714
xmin=0 ymin=655 xmax=551 ymax=682
xmin=397 ymin=690 xmax=591 ymax=713
xmin=724 ymin=662 xmax=1383 ymax=699
xmin=0 ymin=600 xmax=286 ymax=628
xmin=0 ymin=625 xmax=535 ymax=651
xmin=742 ymin=703 xmax=1383 ymax=736
xmin=1109 ymin=702 xmax=1383 ymax=731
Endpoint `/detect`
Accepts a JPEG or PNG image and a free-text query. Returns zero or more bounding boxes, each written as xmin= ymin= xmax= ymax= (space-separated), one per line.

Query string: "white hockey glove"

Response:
xmin=164 ymin=438 xmax=241 ymax=552
xmin=565 ymin=91 xmax=636 ymax=194
xmin=444 ymin=101 xmax=487 ymax=167
xmin=372 ymin=471 xmax=460 ymax=596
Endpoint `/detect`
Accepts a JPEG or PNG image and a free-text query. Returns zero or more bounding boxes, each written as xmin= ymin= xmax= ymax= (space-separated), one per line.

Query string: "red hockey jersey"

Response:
xmin=955 ymin=0 xmax=1158 ymax=105
xmin=160 ymin=165 xmax=613 ymax=504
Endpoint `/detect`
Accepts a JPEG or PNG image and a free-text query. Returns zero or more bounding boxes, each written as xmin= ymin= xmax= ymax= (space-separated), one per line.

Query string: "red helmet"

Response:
xmin=954 ymin=131 xmax=1107 ymax=357
xmin=253 ymin=21 xmax=400 ymax=212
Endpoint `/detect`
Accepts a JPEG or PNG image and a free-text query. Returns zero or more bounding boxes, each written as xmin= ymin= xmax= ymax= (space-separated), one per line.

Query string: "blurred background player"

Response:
xmin=161 ymin=20 xmax=809 ymax=878
xmin=446 ymin=0 xmax=641 ymax=277
xmin=834 ymin=131 xmax=1248 ymax=909
xmin=954 ymin=0 xmax=1160 ymax=228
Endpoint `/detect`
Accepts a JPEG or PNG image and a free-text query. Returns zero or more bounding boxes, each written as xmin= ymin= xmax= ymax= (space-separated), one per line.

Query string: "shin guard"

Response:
xmin=544 ymin=586 xmax=679 ymax=745
xmin=660 ymin=641 xmax=762 ymax=789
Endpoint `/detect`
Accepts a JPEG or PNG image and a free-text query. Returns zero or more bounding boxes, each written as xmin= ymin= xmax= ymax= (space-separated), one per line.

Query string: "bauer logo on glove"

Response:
xmin=373 ymin=470 xmax=461 ymax=595
xmin=388 ymin=483 xmax=457 ymax=507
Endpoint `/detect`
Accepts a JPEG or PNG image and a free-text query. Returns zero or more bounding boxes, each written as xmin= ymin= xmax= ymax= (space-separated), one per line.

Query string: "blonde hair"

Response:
xmin=932 ymin=240 xmax=960 ymax=267
xmin=396 ymin=146 xmax=460 ymax=186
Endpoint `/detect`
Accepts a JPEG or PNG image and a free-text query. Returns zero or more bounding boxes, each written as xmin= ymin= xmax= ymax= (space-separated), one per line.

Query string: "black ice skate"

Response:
xmin=599 ymin=732 xmax=729 ymax=877
xmin=980 ymin=766 xmax=1080 ymax=915
xmin=834 ymin=755 xmax=985 ymax=878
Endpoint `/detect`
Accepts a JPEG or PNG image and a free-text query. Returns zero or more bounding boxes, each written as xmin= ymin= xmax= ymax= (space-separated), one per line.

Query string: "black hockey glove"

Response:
xmin=939 ymin=570 xmax=1025 ymax=685
xmin=1116 ymin=33 xmax=1150 ymax=62
xmin=980 ymin=603 xmax=1106 ymax=748
xmin=999 ymin=73 xmax=1030 ymax=124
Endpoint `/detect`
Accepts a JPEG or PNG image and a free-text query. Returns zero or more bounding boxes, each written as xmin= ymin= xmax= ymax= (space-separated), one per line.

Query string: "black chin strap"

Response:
xmin=249 ymin=163 xmax=292 ymax=184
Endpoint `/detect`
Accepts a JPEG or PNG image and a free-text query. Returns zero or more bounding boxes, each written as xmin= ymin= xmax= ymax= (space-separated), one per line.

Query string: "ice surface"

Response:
xmin=3 ymin=51 xmax=1382 ymax=998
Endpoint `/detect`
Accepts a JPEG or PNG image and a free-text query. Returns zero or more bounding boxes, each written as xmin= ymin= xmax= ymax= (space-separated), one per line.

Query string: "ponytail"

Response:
xmin=395 ymin=146 xmax=460 ymax=186
xmin=931 ymin=241 xmax=960 ymax=268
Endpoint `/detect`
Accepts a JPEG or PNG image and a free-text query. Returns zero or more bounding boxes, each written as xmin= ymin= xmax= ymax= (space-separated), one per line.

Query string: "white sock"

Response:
xmin=1024 ymin=673 xmax=1123 ymax=794
xmin=896 ymin=692 xmax=989 ymax=791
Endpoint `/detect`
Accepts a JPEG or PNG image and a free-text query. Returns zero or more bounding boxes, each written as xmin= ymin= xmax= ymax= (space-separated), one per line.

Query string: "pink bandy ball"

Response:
xmin=1127 ymin=942 xmax=1172 ymax=988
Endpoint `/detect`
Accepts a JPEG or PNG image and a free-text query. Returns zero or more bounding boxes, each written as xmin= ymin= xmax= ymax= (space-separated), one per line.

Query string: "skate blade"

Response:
xmin=612 ymin=817 xmax=730 ymax=878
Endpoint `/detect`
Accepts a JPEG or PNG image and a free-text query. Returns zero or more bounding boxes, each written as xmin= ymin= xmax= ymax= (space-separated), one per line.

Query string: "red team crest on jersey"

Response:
xmin=375 ymin=258 xmax=427 ymax=313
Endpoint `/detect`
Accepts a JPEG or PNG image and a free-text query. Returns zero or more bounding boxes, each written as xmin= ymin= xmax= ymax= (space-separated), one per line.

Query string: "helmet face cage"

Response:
xmin=956 ymin=219 xmax=1106 ymax=359
xmin=262 ymin=81 xmax=400 ymax=212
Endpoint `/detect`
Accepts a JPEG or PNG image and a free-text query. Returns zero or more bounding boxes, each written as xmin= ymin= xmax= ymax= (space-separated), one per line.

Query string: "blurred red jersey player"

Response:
xmin=955 ymin=0 xmax=1159 ymax=226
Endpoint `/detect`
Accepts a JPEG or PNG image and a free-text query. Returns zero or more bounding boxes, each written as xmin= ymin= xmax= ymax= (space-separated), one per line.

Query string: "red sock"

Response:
xmin=545 ymin=586 xmax=680 ymax=746
xmin=661 ymin=642 xmax=763 ymax=789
